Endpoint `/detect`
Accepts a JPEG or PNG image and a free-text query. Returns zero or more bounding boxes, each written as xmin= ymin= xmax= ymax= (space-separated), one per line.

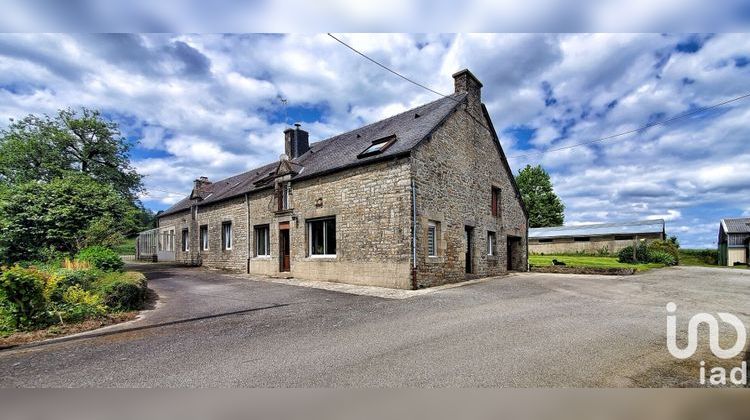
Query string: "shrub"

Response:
xmin=648 ymin=250 xmax=677 ymax=266
xmin=647 ymin=240 xmax=680 ymax=265
xmin=61 ymin=285 xmax=106 ymax=322
xmin=76 ymin=246 xmax=123 ymax=272
xmin=44 ymin=269 xmax=102 ymax=303
xmin=680 ymin=249 xmax=718 ymax=265
xmin=0 ymin=266 xmax=51 ymax=330
xmin=95 ymin=272 xmax=147 ymax=311
xmin=618 ymin=243 xmax=650 ymax=264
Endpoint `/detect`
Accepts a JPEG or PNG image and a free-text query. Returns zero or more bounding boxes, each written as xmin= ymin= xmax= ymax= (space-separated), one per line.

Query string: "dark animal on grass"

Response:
xmin=552 ymin=259 xmax=566 ymax=266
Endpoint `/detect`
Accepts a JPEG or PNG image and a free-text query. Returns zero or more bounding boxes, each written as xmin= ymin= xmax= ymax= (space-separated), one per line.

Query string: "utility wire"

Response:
xmin=507 ymin=92 xmax=750 ymax=159
xmin=327 ymin=33 xmax=750 ymax=161
xmin=328 ymin=33 xmax=455 ymax=100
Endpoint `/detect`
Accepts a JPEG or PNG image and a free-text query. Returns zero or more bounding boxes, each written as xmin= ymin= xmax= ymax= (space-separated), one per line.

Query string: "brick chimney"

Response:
xmin=452 ymin=69 xmax=483 ymax=116
xmin=284 ymin=123 xmax=309 ymax=159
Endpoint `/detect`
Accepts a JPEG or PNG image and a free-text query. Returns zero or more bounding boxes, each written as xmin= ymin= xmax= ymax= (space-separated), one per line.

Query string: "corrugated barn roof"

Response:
xmin=529 ymin=219 xmax=665 ymax=239
xmin=721 ymin=217 xmax=750 ymax=234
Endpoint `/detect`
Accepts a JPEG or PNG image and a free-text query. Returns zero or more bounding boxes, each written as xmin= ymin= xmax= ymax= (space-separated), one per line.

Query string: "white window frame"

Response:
xmin=222 ymin=221 xmax=232 ymax=251
xmin=427 ymin=222 xmax=437 ymax=257
xmin=487 ymin=231 xmax=496 ymax=256
xmin=254 ymin=225 xmax=270 ymax=257
xmin=182 ymin=228 xmax=189 ymax=252
xmin=308 ymin=217 xmax=336 ymax=257
xmin=200 ymin=225 xmax=209 ymax=251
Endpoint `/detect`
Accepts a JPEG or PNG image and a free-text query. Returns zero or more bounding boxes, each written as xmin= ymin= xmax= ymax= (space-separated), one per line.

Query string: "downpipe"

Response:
xmin=411 ymin=179 xmax=418 ymax=290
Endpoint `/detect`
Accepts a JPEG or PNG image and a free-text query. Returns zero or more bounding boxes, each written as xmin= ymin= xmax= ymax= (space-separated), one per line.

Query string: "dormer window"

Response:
xmin=358 ymin=135 xmax=397 ymax=159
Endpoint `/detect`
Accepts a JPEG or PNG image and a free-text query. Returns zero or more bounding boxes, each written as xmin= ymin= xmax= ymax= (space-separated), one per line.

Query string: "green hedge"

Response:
xmin=0 ymin=265 xmax=148 ymax=333
xmin=76 ymin=246 xmax=124 ymax=272
xmin=0 ymin=266 xmax=50 ymax=330
xmin=95 ymin=272 xmax=148 ymax=311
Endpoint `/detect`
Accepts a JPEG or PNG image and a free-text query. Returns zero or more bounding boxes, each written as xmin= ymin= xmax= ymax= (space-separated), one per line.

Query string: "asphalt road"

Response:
xmin=1 ymin=264 xmax=748 ymax=387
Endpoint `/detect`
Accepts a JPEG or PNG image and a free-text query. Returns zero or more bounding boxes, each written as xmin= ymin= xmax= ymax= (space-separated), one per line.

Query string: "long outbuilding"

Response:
xmin=529 ymin=219 xmax=665 ymax=255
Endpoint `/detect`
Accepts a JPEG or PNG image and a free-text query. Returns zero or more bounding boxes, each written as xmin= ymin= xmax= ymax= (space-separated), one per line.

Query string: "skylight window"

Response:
xmin=357 ymin=135 xmax=397 ymax=159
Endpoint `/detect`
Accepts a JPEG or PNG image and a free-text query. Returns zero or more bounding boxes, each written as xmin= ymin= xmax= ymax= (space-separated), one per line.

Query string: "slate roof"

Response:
xmin=159 ymin=93 xmax=466 ymax=217
xmin=529 ymin=219 xmax=666 ymax=239
xmin=721 ymin=217 xmax=750 ymax=234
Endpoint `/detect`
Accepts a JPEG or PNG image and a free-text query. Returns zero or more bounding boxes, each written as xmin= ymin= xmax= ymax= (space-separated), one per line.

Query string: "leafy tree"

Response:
xmin=0 ymin=172 xmax=140 ymax=263
xmin=515 ymin=164 xmax=565 ymax=228
xmin=0 ymin=108 xmax=143 ymax=199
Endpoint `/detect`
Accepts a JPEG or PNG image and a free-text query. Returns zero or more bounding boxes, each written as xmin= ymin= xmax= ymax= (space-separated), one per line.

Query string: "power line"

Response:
xmin=327 ymin=33 xmax=455 ymax=101
xmin=328 ymin=33 xmax=750 ymax=161
xmin=506 ymin=92 xmax=750 ymax=159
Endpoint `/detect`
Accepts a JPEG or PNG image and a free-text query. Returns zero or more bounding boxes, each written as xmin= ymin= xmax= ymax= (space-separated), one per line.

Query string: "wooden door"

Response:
xmin=279 ymin=229 xmax=290 ymax=272
xmin=464 ymin=226 xmax=473 ymax=274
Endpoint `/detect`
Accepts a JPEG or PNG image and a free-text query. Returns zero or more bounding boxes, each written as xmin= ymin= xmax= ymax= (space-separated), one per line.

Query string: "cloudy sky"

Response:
xmin=0 ymin=33 xmax=748 ymax=247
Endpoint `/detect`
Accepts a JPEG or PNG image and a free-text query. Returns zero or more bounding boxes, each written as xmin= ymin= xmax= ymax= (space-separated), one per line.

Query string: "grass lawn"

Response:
xmin=112 ymin=237 xmax=136 ymax=255
xmin=529 ymin=254 xmax=664 ymax=272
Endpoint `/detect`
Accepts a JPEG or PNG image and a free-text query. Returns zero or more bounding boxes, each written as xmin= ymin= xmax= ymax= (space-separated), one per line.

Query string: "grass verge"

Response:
xmin=529 ymin=254 xmax=664 ymax=272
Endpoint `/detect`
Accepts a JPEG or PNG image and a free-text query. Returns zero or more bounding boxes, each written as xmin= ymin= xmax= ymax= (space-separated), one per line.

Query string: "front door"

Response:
xmin=465 ymin=226 xmax=473 ymax=274
xmin=279 ymin=223 xmax=290 ymax=272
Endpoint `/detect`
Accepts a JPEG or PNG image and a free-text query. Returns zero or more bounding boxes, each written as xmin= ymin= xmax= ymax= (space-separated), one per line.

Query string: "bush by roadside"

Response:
xmin=0 ymin=257 xmax=146 ymax=335
xmin=75 ymin=246 xmax=124 ymax=272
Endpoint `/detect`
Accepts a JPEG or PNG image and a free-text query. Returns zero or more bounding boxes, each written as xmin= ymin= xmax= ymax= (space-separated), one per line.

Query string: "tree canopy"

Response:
xmin=0 ymin=172 xmax=140 ymax=263
xmin=515 ymin=164 xmax=565 ymax=228
xmin=0 ymin=108 xmax=143 ymax=199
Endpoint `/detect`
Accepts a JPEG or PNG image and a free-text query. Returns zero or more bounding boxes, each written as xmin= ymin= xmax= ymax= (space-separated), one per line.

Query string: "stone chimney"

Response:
xmin=452 ymin=69 xmax=483 ymax=116
xmin=284 ymin=123 xmax=310 ymax=159
xmin=191 ymin=176 xmax=211 ymax=200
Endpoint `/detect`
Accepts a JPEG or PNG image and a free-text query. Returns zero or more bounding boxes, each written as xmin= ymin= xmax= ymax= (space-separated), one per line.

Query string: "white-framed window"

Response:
xmin=162 ymin=229 xmax=174 ymax=252
xmin=277 ymin=182 xmax=291 ymax=211
xmin=182 ymin=228 xmax=189 ymax=252
xmin=487 ymin=231 xmax=496 ymax=256
xmin=255 ymin=224 xmax=270 ymax=256
xmin=199 ymin=225 xmax=209 ymax=251
xmin=308 ymin=217 xmax=336 ymax=256
xmin=221 ymin=221 xmax=232 ymax=250
xmin=427 ymin=222 xmax=437 ymax=257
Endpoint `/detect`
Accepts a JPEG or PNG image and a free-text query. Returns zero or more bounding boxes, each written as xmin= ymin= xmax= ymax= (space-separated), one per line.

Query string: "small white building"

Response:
xmin=718 ymin=217 xmax=750 ymax=266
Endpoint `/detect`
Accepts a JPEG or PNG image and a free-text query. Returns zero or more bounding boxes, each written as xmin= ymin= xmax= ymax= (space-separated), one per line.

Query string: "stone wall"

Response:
xmin=411 ymin=103 xmax=528 ymax=288
xmin=247 ymin=158 xmax=414 ymax=288
xmin=529 ymin=233 xmax=663 ymax=255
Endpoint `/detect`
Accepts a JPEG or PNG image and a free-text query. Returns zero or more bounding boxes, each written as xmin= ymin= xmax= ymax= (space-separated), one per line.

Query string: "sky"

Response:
xmin=0 ymin=33 xmax=749 ymax=248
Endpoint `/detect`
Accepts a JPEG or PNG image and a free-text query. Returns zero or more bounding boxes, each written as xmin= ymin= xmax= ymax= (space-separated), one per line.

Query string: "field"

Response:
xmin=529 ymin=254 xmax=664 ymax=271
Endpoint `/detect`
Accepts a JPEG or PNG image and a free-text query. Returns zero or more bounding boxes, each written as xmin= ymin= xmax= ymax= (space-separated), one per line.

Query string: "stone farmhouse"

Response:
xmin=718 ymin=217 xmax=750 ymax=266
xmin=139 ymin=69 xmax=528 ymax=289
xmin=529 ymin=219 xmax=665 ymax=255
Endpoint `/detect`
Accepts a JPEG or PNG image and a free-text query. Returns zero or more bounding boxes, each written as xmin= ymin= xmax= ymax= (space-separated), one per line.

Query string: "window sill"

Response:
xmin=274 ymin=209 xmax=294 ymax=215
xmin=306 ymin=255 xmax=337 ymax=261
xmin=487 ymin=255 xmax=499 ymax=261
xmin=426 ymin=256 xmax=444 ymax=264
xmin=253 ymin=255 xmax=272 ymax=260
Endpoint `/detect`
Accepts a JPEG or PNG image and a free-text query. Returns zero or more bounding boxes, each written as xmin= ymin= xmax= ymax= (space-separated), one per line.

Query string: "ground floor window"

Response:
xmin=222 ymin=221 xmax=232 ymax=250
xmin=487 ymin=231 xmax=496 ymax=256
xmin=200 ymin=225 xmax=209 ymax=250
xmin=255 ymin=224 xmax=270 ymax=256
xmin=161 ymin=229 xmax=174 ymax=251
xmin=308 ymin=217 xmax=336 ymax=256
xmin=182 ymin=228 xmax=189 ymax=252
xmin=427 ymin=222 xmax=438 ymax=257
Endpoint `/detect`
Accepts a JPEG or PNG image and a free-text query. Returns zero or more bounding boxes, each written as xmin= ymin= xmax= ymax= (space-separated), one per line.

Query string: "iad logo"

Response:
xmin=666 ymin=302 xmax=748 ymax=385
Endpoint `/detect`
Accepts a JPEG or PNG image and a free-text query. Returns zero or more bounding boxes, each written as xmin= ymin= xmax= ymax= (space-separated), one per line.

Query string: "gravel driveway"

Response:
xmin=0 ymin=264 xmax=747 ymax=387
